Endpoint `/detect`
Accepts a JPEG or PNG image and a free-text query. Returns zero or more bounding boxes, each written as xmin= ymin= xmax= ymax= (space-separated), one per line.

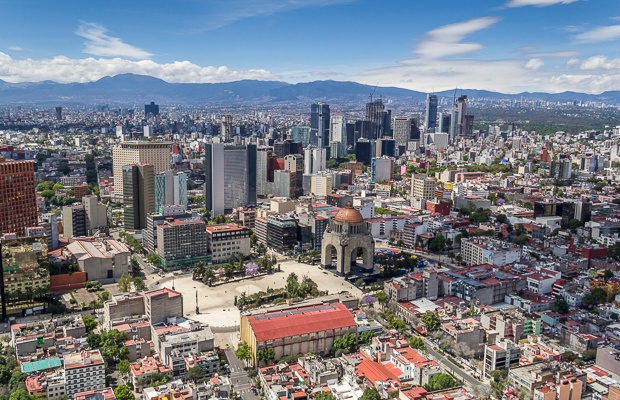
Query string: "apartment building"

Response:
xmin=64 ymin=350 xmax=106 ymax=397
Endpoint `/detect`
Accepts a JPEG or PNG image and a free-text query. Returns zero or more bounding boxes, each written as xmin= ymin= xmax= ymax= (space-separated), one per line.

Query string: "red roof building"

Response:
xmin=240 ymin=302 xmax=357 ymax=364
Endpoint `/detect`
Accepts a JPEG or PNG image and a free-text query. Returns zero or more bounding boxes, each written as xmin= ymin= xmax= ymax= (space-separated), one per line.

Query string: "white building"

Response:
xmin=64 ymin=350 xmax=106 ymax=397
xmin=304 ymin=147 xmax=327 ymax=175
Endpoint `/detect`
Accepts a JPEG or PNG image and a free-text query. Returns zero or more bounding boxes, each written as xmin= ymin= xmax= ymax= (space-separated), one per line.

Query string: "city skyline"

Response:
xmin=0 ymin=0 xmax=619 ymax=94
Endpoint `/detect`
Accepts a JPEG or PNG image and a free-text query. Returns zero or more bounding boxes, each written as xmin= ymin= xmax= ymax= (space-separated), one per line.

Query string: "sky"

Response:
xmin=0 ymin=0 xmax=619 ymax=94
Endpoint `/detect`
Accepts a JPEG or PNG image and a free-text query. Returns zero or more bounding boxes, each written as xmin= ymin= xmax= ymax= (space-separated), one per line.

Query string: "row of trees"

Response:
xmin=117 ymin=274 xmax=147 ymax=292
xmin=192 ymin=254 xmax=278 ymax=285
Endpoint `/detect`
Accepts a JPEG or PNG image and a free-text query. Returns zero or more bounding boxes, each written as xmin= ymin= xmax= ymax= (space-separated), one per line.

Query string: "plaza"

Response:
xmin=151 ymin=259 xmax=364 ymax=330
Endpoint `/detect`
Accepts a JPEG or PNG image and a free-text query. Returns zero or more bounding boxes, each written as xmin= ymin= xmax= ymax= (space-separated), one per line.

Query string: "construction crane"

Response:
xmin=369 ymin=83 xmax=378 ymax=103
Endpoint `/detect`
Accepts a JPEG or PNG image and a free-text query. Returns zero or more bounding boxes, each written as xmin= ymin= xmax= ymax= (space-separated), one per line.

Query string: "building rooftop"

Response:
xmin=205 ymin=223 xmax=249 ymax=233
xmin=144 ymin=287 xmax=182 ymax=299
xmin=246 ymin=303 xmax=356 ymax=342
xmin=64 ymin=350 xmax=104 ymax=370
xmin=74 ymin=387 xmax=117 ymax=400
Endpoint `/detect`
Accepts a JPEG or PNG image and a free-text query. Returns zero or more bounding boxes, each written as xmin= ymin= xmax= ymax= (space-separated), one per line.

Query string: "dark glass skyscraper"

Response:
xmin=365 ymin=99 xmax=385 ymax=139
xmin=310 ymin=103 xmax=330 ymax=148
xmin=145 ymin=101 xmax=160 ymax=118
xmin=425 ymin=94 xmax=438 ymax=131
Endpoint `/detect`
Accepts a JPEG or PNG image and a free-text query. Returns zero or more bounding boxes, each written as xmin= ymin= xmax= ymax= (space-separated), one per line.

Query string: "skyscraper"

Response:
xmin=425 ymin=94 xmax=438 ymax=131
xmin=0 ymin=158 xmax=37 ymax=237
xmin=365 ymin=99 xmax=385 ymax=139
xmin=221 ymin=114 xmax=233 ymax=141
xmin=145 ymin=101 xmax=159 ymax=118
xmin=310 ymin=103 xmax=330 ymax=148
xmin=154 ymin=171 xmax=188 ymax=213
xmin=439 ymin=113 xmax=451 ymax=134
xmin=329 ymin=115 xmax=347 ymax=156
xmin=204 ymin=143 xmax=257 ymax=216
xmin=304 ymin=147 xmax=327 ymax=175
xmin=393 ymin=117 xmax=413 ymax=147
xmin=123 ymin=164 xmax=155 ymax=231
xmin=284 ymin=154 xmax=304 ymax=197
xmin=55 ymin=106 xmax=62 ymax=121
xmin=112 ymin=141 xmax=171 ymax=196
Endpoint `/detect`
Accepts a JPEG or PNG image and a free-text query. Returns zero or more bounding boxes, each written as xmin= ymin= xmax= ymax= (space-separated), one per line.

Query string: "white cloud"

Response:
xmin=578 ymin=56 xmax=620 ymax=70
xmin=76 ymin=22 xmax=153 ymax=59
xmin=0 ymin=53 xmax=276 ymax=83
xmin=505 ymin=0 xmax=578 ymax=7
xmin=415 ymin=17 xmax=501 ymax=59
xmin=525 ymin=58 xmax=544 ymax=69
xmin=202 ymin=0 xmax=355 ymax=30
xmin=575 ymin=25 xmax=620 ymax=43
xmin=8 ymin=46 xmax=22 ymax=51
xmin=526 ymin=51 xmax=579 ymax=58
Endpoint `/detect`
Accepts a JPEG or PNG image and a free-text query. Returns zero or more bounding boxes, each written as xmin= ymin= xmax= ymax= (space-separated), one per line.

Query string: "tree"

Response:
xmin=390 ymin=318 xmax=407 ymax=332
xmin=428 ymin=234 xmax=447 ymax=253
xmin=359 ymin=388 xmax=381 ymax=400
xmin=187 ymin=365 xmax=205 ymax=381
xmin=118 ymin=359 xmax=131 ymax=377
xmin=514 ymin=234 xmax=528 ymax=246
xmin=133 ymin=277 xmax=147 ymax=291
xmin=604 ymin=269 xmax=614 ymax=282
xmin=257 ymin=347 xmax=275 ymax=362
xmin=314 ymin=393 xmax=337 ymax=400
xmin=87 ymin=329 xmax=128 ymax=364
xmin=563 ymin=350 xmax=577 ymax=363
xmin=568 ymin=218 xmax=582 ymax=233
xmin=235 ymin=341 xmax=253 ymax=366
xmin=421 ymin=312 xmax=441 ymax=332
xmin=552 ymin=296 xmax=569 ymax=314
xmin=9 ymin=372 xmax=27 ymax=392
xmin=360 ymin=330 xmax=375 ymax=345
xmin=333 ymin=333 xmax=357 ymax=355
xmin=147 ymin=253 xmax=162 ymax=267
xmin=424 ymin=373 xmax=458 ymax=391
xmin=583 ymin=287 xmax=608 ymax=308
xmin=408 ymin=337 xmax=425 ymax=351
xmin=375 ymin=291 xmax=390 ymax=308
xmin=100 ymin=291 xmax=110 ymax=302
xmin=490 ymin=370 xmax=508 ymax=400
xmin=117 ymin=275 xmax=132 ymax=293
xmin=114 ymin=385 xmax=135 ymax=400
xmin=82 ymin=316 xmax=98 ymax=333
xmin=582 ymin=349 xmax=597 ymax=362
xmin=9 ymin=389 xmax=33 ymax=400
xmin=285 ymin=272 xmax=301 ymax=298
xmin=496 ymin=214 xmax=508 ymax=224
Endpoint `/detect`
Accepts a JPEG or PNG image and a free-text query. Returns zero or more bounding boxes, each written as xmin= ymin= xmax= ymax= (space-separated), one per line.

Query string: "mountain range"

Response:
xmin=1 ymin=73 xmax=619 ymax=107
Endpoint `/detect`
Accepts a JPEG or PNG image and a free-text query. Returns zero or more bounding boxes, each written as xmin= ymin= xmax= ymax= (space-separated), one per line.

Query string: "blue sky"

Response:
xmin=0 ymin=0 xmax=619 ymax=93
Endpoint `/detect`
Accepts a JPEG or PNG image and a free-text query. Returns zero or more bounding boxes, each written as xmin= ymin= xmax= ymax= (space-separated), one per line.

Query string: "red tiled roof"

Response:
xmin=247 ymin=303 xmax=356 ymax=342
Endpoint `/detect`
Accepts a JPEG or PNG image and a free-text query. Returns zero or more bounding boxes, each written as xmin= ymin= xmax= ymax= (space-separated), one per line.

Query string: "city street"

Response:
xmin=422 ymin=337 xmax=484 ymax=390
xmin=224 ymin=349 xmax=259 ymax=400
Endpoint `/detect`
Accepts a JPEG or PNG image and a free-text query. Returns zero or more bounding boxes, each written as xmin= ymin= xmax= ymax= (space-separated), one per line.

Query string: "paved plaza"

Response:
xmin=151 ymin=259 xmax=364 ymax=329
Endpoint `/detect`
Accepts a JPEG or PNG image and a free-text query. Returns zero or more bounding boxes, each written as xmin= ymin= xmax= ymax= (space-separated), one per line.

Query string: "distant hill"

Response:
xmin=0 ymin=73 xmax=619 ymax=106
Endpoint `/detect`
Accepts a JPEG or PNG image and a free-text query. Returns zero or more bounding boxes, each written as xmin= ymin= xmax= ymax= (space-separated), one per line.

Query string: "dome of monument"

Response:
xmin=334 ymin=202 xmax=364 ymax=223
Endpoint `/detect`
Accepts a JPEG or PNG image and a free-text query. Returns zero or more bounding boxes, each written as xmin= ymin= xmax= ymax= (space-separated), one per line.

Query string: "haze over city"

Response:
xmin=1 ymin=0 xmax=620 ymax=93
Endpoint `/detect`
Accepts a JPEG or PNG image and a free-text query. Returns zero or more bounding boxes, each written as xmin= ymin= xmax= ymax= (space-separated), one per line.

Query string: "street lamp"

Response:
xmin=195 ymin=287 xmax=199 ymax=314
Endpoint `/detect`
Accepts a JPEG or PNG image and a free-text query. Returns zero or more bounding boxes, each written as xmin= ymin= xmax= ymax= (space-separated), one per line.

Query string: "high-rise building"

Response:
xmin=439 ymin=112 xmax=451 ymax=133
xmin=40 ymin=213 xmax=59 ymax=250
xmin=393 ymin=117 xmax=413 ymax=147
xmin=310 ymin=103 xmax=330 ymax=148
xmin=310 ymin=173 xmax=333 ymax=196
xmin=372 ymin=156 xmax=394 ymax=182
xmin=355 ymin=140 xmax=373 ymax=166
xmin=411 ymin=174 xmax=436 ymax=200
xmin=273 ymin=170 xmax=295 ymax=198
xmin=291 ymin=126 xmax=311 ymax=148
xmin=204 ymin=143 xmax=257 ymax=216
xmin=145 ymin=101 xmax=159 ymax=118
xmin=366 ymin=99 xmax=385 ymax=139
xmin=63 ymin=196 xmax=108 ymax=238
xmin=123 ymin=164 xmax=155 ymax=231
xmin=425 ymin=94 xmax=438 ymax=131
xmin=284 ymin=154 xmax=304 ymax=197
xmin=156 ymin=218 xmax=209 ymax=269
xmin=0 ymin=158 xmax=37 ymax=237
xmin=329 ymin=115 xmax=347 ymax=156
xmin=154 ymin=171 xmax=188 ymax=213
xmin=64 ymin=350 xmax=106 ymax=397
xmin=221 ymin=114 xmax=233 ymax=141
xmin=112 ymin=141 xmax=171 ymax=196
xmin=303 ymin=147 xmax=327 ymax=175
xmin=450 ymin=95 xmax=475 ymax=139
xmin=55 ymin=106 xmax=62 ymax=121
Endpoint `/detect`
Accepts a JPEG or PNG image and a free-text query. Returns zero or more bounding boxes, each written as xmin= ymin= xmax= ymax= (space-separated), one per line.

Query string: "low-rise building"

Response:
xmin=240 ymin=302 xmax=357 ymax=365
xmin=131 ymin=356 xmax=173 ymax=390
xmin=63 ymin=237 xmax=129 ymax=283
xmin=483 ymin=340 xmax=521 ymax=377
